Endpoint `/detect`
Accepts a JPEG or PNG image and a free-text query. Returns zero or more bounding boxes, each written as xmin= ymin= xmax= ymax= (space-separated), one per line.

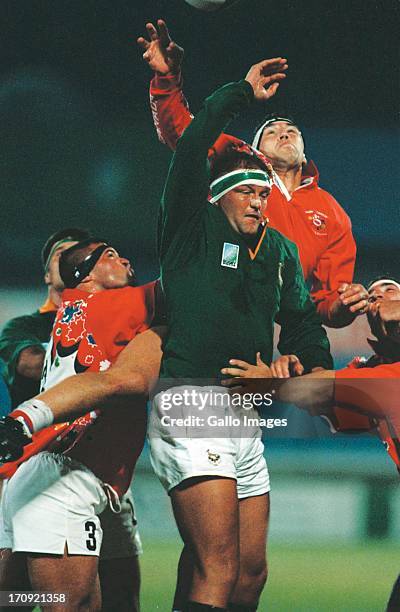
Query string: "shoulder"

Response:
xmin=2 ymin=310 xmax=50 ymax=331
xmin=314 ymin=186 xmax=352 ymax=228
xmin=95 ymin=284 xmax=156 ymax=307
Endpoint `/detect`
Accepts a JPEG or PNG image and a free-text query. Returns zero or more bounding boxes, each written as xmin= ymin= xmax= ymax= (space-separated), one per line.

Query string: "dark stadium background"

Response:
xmin=0 ymin=1 xmax=399 ymax=610
xmin=0 ymin=0 xmax=398 ymax=287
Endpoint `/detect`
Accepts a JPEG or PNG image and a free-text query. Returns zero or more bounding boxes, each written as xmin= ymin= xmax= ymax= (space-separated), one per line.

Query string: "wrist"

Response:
xmin=327 ymin=297 xmax=357 ymax=328
xmin=152 ymin=70 xmax=182 ymax=91
xmin=155 ymin=68 xmax=181 ymax=78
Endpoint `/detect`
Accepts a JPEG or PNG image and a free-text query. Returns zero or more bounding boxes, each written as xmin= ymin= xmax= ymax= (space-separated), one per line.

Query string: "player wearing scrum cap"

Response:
xmin=138 ymin=20 xmax=368 ymax=329
xmin=0 ymin=238 xmax=160 ymax=612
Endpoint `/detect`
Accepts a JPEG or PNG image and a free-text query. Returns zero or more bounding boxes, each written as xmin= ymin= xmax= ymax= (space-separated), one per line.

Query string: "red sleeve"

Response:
xmin=150 ymin=72 xmax=244 ymax=157
xmin=150 ymin=72 xmax=193 ymax=149
xmin=0 ymin=423 xmax=71 ymax=479
xmin=311 ymin=194 xmax=356 ymax=322
xmin=335 ymin=363 xmax=400 ymax=430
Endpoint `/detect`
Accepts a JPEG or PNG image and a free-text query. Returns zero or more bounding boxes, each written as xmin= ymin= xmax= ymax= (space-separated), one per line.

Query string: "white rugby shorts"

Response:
xmin=0 ymin=453 xmax=142 ymax=560
xmin=0 ymin=452 xmax=107 ymax=555
xmin=149 ymin=385 xmax=270 ymax=498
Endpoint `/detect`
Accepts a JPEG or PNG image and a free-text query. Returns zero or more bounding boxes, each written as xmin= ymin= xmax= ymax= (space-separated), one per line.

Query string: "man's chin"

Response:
xmin=241 ymin=223 xmax=261 ymax=237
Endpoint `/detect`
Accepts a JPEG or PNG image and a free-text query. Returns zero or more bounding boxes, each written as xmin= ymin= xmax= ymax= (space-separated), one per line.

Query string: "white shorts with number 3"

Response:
xmin=0 ymin=452 xmax=107 ymax=555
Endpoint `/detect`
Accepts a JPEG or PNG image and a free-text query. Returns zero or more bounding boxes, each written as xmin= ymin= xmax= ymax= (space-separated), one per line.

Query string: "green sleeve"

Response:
xmin=276 ymin=242 xmax=333 ymax=372
xmin=0 ymin=314 xmax=47 ymax=387
xmin=159 ymin=80 xmax=254 ymax=263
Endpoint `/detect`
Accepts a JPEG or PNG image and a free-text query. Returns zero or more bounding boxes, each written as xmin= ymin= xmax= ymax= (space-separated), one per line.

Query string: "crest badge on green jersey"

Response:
xmin=221 ymin=242 xmax=239 ymax=269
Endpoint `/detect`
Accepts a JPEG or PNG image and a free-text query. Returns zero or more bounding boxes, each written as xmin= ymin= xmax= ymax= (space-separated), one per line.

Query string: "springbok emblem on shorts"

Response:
xmin=207 ymin=449 xmax=221 ymax=465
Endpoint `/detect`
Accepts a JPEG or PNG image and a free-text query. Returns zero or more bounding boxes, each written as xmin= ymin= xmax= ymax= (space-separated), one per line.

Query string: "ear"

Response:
xmin=44 ymin=271 xmax=50 ymax=286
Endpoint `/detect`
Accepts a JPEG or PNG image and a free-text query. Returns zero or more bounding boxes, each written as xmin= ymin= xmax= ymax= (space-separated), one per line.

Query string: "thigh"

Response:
xmin=99 ymin=556 xmax=140 ymax=612
xmin=0 ymin=550 xmax=34 ymax=611
xmin=0 ymin=549 xmax=30 ymax=590
xmin=98 ymin=490 xmax=141 ymax=611
xmin=238 ymin=493 xmax=270 ymax=571
xmin=171 ymin=477 xmax=239 ymax=559
xmin=27 ymin=549 xmax=100 ymax=612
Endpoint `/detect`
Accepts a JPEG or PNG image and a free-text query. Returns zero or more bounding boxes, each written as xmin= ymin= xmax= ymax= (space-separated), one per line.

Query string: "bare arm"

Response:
xmin=25 ymin=327 xmax=165 ymax=423
xmin=276 ymin=369 xmax=335 ymax=412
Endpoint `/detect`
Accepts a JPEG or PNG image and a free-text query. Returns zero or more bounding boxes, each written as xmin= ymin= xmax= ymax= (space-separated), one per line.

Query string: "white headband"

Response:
xmin=209 ymin=169 xmax=272 ymax=204
xmin=252 ymin=117 xmax=299 ymax=150
xmin=368 ymin=279 xmax=400 ymax=292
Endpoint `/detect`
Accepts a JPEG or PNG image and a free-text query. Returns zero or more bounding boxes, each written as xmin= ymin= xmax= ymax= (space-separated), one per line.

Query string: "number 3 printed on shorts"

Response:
xmin=85 ymin=521 xmax=97 ymax=551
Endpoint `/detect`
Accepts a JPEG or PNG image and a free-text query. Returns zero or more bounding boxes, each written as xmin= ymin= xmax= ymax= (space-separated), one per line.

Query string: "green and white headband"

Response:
xmin=209 ymin=169 xmax=272 ymax=204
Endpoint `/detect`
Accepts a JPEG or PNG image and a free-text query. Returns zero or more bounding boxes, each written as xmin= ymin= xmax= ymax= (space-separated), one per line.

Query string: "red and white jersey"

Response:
xmin=0 ymin=283 xmax=157 ymax=494
xmin=41 ymin=284 xmax=156 ymax=389
xmin=149 ymin=72 xmax=356 ymax=322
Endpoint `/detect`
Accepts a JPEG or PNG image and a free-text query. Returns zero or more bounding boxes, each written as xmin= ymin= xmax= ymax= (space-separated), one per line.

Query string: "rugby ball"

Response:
xmin=184 ymin=0 xmax=234 ymax=11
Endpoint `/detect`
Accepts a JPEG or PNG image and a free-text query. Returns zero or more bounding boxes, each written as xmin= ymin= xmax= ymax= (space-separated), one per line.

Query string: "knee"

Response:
xmin=68 ymin=591 xmax=101 ymax=612
xmin=237 ymin=560 xmax=268 ymax=598
xmin=253 ymin=562 xmax=268 ymax=592
xmin=194 ymin=546 xmax=239 ymax=587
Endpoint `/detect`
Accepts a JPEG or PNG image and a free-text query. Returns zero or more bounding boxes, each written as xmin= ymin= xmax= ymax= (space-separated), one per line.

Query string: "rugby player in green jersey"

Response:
xmin=0 ymin=56 xmax=333 ymax=612
xmin=147 ymin=56 xmax=333 ymax=612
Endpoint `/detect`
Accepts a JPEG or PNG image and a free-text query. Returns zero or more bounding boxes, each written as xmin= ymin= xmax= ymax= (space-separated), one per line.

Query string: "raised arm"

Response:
xmin=159 ymin=57 xmax=287 ymax=258
xmin=139 ymin=19 xmax=248 ymax=156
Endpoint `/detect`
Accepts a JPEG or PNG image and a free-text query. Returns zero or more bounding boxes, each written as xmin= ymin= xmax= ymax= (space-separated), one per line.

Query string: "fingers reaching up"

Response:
xmin=245 ymin=57 xmax=288 ymax=101
xmin=137 ymin=19 xmax=184 ymax=75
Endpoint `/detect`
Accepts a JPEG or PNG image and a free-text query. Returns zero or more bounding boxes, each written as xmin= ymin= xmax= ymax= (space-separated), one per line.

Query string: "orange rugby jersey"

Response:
xmin=334 ymin=362 xmax=400 ymax=471
xmin=149 ymin=72 xmax=356 ymax=321
xmin=1 ymin=283 xmax=156 ymax=495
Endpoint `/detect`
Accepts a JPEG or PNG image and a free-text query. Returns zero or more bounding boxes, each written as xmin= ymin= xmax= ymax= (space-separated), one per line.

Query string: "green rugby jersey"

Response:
xmin=0 ymin=309 xmax=56 ymax=407
xmin=159 ymin=79 xmax=332 ymax=380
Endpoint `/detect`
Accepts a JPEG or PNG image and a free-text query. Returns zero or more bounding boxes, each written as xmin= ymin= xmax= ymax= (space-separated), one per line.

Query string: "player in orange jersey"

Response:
xmin=138 ymin=19 xmax=368 ymax=328
xmin=0 ymin=238 xmax=161 ymax=612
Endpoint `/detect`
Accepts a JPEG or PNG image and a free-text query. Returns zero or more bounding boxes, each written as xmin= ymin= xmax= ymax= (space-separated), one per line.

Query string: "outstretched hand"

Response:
xmin=137 ymin=19 xmax=184 ymax=75
xmin=245 ymin=58 xmax=288 ymax=101
xmin=221 ymin=352 xmax=272 ymax=382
